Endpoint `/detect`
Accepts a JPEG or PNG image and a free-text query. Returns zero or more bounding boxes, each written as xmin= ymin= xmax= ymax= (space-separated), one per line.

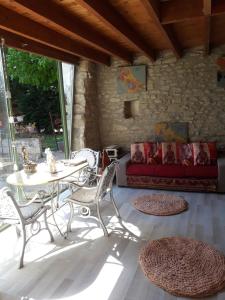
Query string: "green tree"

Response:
xmin=7 ymin=48 xmax=58 ymax=89
xmin=10 ymin=80 xmax=60 ymax=132
xmin=6 ymin=48 xmax=60 ymax=133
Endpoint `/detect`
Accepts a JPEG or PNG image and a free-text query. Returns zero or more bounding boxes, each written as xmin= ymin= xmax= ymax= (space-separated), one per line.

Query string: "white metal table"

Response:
xmin=7 ymin=160 xmax=88 ymax=236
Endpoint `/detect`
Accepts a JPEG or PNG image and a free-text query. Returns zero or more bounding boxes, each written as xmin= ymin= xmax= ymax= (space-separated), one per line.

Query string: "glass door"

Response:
xmin=0 ymin=41 xmax=15 ymax=189
xmin=57 ymin=62 xmax=76 ymax=158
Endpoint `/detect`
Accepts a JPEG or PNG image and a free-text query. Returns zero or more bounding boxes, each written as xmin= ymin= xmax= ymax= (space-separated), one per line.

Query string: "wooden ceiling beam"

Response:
xmin=203 ymin=0 xmax=212 ymax=55
xmin=5 ymin=0 xmax=132 ymax=63
xmin=161 ymin=0 xmax=204 ymax=24
xmin=212 ymin=0 xmax=225 ymax=15
xmin=0 ymin=5 xmax=110 ymax=65
xmin=203 ymin=0 xmax=212 ymax=15
xmin=140 ymin=0 xmax=182 ymax=58
xmin=76 ymin=0 xmax=155 ymax=62
xmin=161 ymin=0 xmax=225 ymax=24
xmin=0 ymin=29 xmax=80 ymax=65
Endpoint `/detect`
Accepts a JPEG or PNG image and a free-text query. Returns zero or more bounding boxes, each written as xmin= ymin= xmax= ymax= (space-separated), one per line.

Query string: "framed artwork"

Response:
xmin=154 ymin=122 xmax=189 ymax=143
xmin=117 ymin=65 xmax=147 ymax=94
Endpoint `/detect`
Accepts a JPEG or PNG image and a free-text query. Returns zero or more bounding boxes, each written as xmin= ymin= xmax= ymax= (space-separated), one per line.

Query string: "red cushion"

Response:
xmin=178 ymin=143 xmax=194 ymax=166
xmin=144 ymin=142 xmax=162 ymax=164
xmin=192 ymin=142 xmax=217 ymax=165
xmin=154 ymin=165 xmax=186 ymax=177
xmin=126 ymin=164 xmax=156 ymax=176
xmin=130 ymin=143 xmax=146 ymax=164
xmin=126 ymin=164 xmax=185 ymax=177
xmin=185 ymin=165 xmax=218 ymax=178
xmin=161 ymin=142 xmax=179 ymax=165
xmin=126 ymin=163 xmax=218 ymax=178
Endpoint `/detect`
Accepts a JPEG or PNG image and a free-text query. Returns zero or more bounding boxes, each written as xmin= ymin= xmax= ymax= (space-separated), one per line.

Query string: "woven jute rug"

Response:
xmin=133 ymin=194 xmax=188 ymax=216
xmin=139 ymin=237 xmax=225 ymax=298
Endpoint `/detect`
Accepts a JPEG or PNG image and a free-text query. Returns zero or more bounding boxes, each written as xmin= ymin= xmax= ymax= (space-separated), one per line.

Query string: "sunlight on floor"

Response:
xmin=52 ymin=255 xmax=124 ymax=300
xmin=36 ymin=241 xmax=87 ymax=262
xmin=0 ymin=186 xmax=145 ymax=300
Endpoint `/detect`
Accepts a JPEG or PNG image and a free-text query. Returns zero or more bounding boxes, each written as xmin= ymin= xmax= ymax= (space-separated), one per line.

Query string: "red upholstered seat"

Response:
xmin=126 ymin=164 xmax=218 ymax=178
xmin=126 ymin=164 xmax=185 ymax=177
xmin=126 ymin=164 xmax=156 ymax=176
xmin=154 ymin=165 xmax=185 ymax=177
xmin=185 ymin=165 xmax=218 ymax=178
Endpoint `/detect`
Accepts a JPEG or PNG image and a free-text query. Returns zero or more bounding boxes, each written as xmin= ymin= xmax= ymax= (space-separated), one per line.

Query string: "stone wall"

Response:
xmin=72 ymin=60 xmax=101 ymax=151
xmin=97 ymin=46 xmax=225 ymax=150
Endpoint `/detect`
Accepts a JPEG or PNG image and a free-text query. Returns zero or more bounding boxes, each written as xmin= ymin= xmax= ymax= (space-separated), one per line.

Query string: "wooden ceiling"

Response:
xmin=0 ymin=0 xmax=225 ymax=66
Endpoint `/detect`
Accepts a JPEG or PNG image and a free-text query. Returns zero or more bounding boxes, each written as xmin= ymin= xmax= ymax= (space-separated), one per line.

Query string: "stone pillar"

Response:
xmin=72 ymin=60 xmax=101 ymax=151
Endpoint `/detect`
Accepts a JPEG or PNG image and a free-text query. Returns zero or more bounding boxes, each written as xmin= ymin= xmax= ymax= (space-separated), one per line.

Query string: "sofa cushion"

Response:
xmin=162 ymin=142 xmax=179 ymax=165
xmin=131 ymin=143 xmax=146 ymax=164
xmin=192 ymin=142 xmax=217 ymax=166
xmin=178 ymin=143 xmax=194 ymax=166
xmin=185 ymin=165 xmax=218 ymax=178
xmin=127 ymin=164 xmax=156 ymax=176
xmin=126 ymin=163 xmax=218 ymax=178
xmin=127 ymin=164 xmax=185 ymax=177
xmin=144 ymin=142 xmax=161 ymax=164
xmin=154 ymin=165 xmax=185 ymax=177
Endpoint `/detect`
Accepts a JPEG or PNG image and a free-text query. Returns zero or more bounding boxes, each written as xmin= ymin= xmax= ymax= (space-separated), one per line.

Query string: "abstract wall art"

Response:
xmin=117 ymin=65 xmax=146 ymax=94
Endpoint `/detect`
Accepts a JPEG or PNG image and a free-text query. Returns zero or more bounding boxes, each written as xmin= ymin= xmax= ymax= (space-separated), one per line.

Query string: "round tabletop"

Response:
xmin=6 ymin=161 xmax=88 ymax=187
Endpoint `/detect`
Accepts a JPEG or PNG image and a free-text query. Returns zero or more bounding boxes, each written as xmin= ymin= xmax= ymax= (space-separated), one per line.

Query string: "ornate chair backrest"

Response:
xmin=70 ymin=148 xmax=100 ymax=173
xmin=95 ymin=161 xmax=116 ymax=201
xmin=0 ymin=187 xmax=24 ymax=224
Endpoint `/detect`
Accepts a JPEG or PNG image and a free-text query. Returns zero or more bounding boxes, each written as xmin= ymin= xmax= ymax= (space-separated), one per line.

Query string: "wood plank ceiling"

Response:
xmin=0 ymin=0 xmax=225 ymax=66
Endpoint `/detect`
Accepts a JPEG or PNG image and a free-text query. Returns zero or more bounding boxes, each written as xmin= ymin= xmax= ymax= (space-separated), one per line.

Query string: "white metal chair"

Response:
xmin=61 ymin=148 xmax=100 ymax=187
xmin=65 ymin=161 xmax=120 ymax=236
xmin=0 ymin=187 xmax=54 ymax=268
xmin=71 ymin=148 xmax=100 ymax=173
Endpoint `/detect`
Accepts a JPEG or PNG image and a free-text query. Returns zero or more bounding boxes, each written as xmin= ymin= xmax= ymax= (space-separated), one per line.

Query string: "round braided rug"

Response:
xmin=139 ymin=237 xmax=225 ymax=298
xmin=133 ymin=194 xmax=188 ymax=216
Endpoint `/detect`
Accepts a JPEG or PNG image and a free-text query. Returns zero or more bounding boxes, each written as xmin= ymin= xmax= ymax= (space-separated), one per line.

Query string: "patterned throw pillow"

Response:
xmin=178 ymin=143 xmax=193 ymax=166
xmin=192 ymin=142 xmax=217 ymax=166
xmin=131 ymin=143 xmax=146 ymax=164
xmin=144 ymin=142 xmax=161 ymax=165
xmin=162 ymin=142 xmax=178 ymax=165
xmin=206 ymin=142 xmax=217 ymax=164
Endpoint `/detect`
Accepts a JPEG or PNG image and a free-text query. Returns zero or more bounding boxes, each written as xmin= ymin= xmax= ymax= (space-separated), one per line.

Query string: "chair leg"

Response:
xmin=96 ymin=202 xmax=108 ymax=237
xmin=15 ymin=225 xmax=21 ymax=238
xmin=110 ymin=190 xmax=121 ymax=219
xmin=19 ymin=225 xmax=26 ymax=269
xmin=44 ymin=210 xmax=54 ymax=242
xmin=67 ymin=201 xmax=74 ymax=234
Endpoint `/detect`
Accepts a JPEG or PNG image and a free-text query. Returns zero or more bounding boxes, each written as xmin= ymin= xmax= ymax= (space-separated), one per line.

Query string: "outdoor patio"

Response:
xmin=0 ymin=186 xmax=225 ymax=300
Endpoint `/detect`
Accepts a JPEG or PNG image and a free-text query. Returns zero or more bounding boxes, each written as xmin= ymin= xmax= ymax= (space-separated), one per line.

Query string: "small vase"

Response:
xmin=45 ymin=148 xmax=57 ymax=174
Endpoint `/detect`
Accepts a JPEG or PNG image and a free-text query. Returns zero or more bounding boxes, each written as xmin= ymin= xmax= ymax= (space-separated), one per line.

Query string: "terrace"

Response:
xmin=1 ymin=1 xmax=225 ymax=299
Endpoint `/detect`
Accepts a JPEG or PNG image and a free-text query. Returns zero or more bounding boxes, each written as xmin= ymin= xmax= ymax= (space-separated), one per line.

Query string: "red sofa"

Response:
xmin=116 ymin=142 xmax=225 ymax=192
